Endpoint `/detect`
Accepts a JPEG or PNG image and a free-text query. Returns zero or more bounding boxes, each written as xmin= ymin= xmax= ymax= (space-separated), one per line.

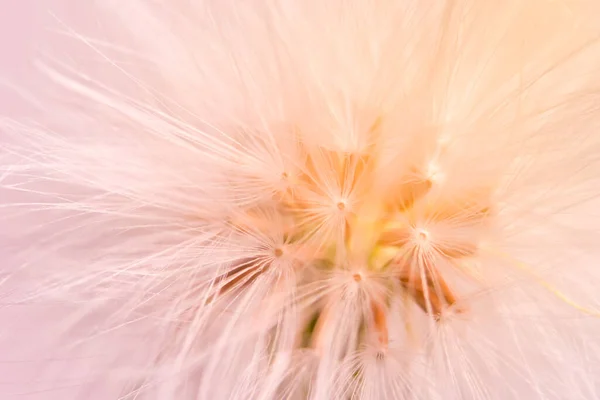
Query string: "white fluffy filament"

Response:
xmin=2 ymin=1 xmax=600 ymax=399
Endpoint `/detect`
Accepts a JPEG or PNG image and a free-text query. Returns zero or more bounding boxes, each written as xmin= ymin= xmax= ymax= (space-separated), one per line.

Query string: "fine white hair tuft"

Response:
xmin=2 ymin=1 xmax=600 ymax=399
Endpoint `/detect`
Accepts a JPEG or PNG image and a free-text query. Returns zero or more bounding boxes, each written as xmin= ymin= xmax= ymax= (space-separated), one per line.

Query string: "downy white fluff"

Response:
xmin=2 ymin=1 xmax=600 ymax=399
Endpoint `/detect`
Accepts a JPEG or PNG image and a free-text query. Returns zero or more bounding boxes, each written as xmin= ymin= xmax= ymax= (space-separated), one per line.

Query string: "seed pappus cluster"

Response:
xmin=214 ymin=118 xmax=496 ymax=395
xmin=2 ymin=1 xmax=600 ymax=399
xmin=227 ymin=122 xmax=486 ymax=342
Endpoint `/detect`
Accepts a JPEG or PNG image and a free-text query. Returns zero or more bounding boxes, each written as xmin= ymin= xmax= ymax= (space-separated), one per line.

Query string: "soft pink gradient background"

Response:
xmin=1 ymin=3 xmax=48 ymax=398
xmin=0 ymin=0 xmax=83 ymax=114
xmin=0 ymin=3 xmax=123 ymax=399
xmin=1 ymin=3 xmax=213 ymax=398
xmin=0 ymin=0 xmax=39 ymax=115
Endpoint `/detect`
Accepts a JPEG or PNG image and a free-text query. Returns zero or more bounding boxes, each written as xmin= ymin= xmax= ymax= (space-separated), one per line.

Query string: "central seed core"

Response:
xmin=231 ymin=138 xmax=493 ymax=351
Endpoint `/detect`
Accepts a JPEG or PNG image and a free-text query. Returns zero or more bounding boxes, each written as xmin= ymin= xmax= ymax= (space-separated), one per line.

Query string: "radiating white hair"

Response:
xmin=2 ymin=1 xmax=600 ymax=399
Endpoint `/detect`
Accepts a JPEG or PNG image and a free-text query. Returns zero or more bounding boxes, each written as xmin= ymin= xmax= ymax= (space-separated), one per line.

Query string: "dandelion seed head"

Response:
xmin=2 ymin=0 xmax=600 ymax=399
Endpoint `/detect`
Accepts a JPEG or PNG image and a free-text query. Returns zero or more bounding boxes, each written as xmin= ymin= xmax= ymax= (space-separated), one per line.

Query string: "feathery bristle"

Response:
xmin=2 ymin=1 xmax=600 ymax=399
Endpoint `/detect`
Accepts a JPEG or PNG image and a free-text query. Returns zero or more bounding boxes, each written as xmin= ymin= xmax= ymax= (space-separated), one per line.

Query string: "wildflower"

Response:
xmin=2 ymin=1 xmax=600 ymax=399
